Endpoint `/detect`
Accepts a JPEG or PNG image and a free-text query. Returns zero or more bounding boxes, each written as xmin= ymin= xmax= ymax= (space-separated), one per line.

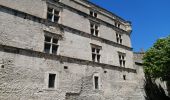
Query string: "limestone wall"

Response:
xmin=60 ymin=5 xmax=132 ymax=47
xmin=0 ymin=6 xmax=133 ymax=68
xmin=0 ymin=7 xmax=44 ymax=51
xmin=0 ymin=0 xmax=143 ymax=100
xmin=0 ymin=47 xmax=142 ymax=100
xmin=0 ymin=0 xmax=47 ymax=18
xmin=60 ymin=0 xmax=128 ymax=31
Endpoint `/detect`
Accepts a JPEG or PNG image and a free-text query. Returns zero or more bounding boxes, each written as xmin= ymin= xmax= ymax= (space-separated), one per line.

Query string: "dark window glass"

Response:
xmin=54 ymin=10 xmax=59 ymax=15
xmin=119 ymin=55 xmax=121 ymax=59
xmin=120 ymin=39 xmax=122 ymax=44
xmin=95 ymin=30 xmax=99 ymax=36
xmin=97 ymin=55 xmax=100 ymax=62
xmin=94 ymin=76 xmax=99 ymax=89
xmin=94 ymin=13 xmax=97 ymax=18
xmin=45 ymin=36 xmax=51 ymax=42
xmin=91 ymin=24 xmax=94 ymax=28
xmin=92 ymin=54 xmax=96 ymax=61
xmin=96 ymin=49 xmax=100 ymax=54
xmin=91 ymin=29 xmax=94 ymax=35
xmin=123 ymin=75 xmax=126 ymax=80
xmin=92 ymin=48 xmax=95 ymax=52
xmin=44 ymin=43 xmax=51 ymax=53
xmin=54 ymin=16 xmax=59 ymax=22
xmin=119 ymin=60 xmax=122 ymax=66
xmin=48 ymin=7 xmax=53 ymax=13
xmin=52 ymin=45 xmax=58 ymax=54
xmin=53 ymin=38 xmax=58 ymax=44
xmin=123 ymin=61 xmax=125 ymax=67
xmin=90 ymin=11 xmax=93 ymax=16
xmin=122 ymin=56 xmax=124 ymax=60
xmin=48 ymin=74 xmax=56 ymax=88
xmin=47 ymin=14 xmax=53 ymax=21
xmin=95 ymin=25 xmax=98 ymax=30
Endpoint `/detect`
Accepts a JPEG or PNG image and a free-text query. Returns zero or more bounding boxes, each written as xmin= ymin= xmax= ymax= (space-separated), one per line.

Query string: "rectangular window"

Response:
xmin=119 ymin=54 xmax=126 ymax=67
xmin=94 ymin=76 xmax=99 ymax=89
xmin=91 ymin=47 xmax=101 ymax=63
xmin=47 ymin=7 xmax=60 ymax=23
xmin=116 ymin=33 xmax=122 ymax=44
xmin=48 ymin=74 xmax=56 ymax=88
xmin=93 ymin=73 xmax=100 ymax=90
xmin=123 ymin=75 xmax=126 ymax=80
xmin=44 ymin=35 xmax=59 ymax=54
xmin=90 ymin=23 xmax=99 ymax=37
xmin=90 ymin=10 xmax=97 ymax=18
xmin=115 ymin=22 xmax=120 ymax=28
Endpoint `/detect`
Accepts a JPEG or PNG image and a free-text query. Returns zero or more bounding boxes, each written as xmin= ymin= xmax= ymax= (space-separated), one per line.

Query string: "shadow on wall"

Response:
xmin=144 ymin=76 xmax=170 ymax=100
xmin=167 ymin=81 xmax=170 ymax=97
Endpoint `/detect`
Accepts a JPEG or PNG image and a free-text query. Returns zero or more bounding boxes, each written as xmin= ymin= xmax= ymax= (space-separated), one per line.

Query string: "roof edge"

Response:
xmin=82 ymin=0 xmax=130 ymax=23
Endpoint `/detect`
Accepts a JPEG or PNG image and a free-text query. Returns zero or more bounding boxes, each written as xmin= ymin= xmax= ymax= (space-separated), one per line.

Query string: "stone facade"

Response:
xmin=133 ymin=52 xmax=146 ymax=100
xmin=0 ymin=0 xmax=144 ymax=100
xmin=134 ymin=52 xmax=170 ymax=98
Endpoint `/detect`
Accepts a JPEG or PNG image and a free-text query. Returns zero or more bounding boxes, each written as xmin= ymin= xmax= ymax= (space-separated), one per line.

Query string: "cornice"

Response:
xmin=74 ymin=0 xmax=129 ymax=23
xmin=54 ymin=1 xmax=131 ymax=35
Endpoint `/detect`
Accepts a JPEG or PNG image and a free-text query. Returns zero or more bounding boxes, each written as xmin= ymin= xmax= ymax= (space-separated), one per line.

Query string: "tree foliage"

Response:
xmin=143 ymin=35 xmax=170 ymax=80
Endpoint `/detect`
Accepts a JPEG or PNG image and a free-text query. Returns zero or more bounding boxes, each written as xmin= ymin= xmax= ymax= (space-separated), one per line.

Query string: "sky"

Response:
xmin=90 ymin=0 xmax=170 ymax=52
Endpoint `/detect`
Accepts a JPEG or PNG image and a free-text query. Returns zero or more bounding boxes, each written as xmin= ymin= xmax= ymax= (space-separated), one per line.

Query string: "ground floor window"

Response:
xmin=93 ymin=73 xmax=100 ymax=90
xmin=48 ymin=73 xmax=56 ymax=88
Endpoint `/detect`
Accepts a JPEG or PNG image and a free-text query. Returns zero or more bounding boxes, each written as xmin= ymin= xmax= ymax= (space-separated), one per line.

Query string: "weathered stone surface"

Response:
xmin=0 ymin=0 xmax=144 ymax=100
xmin=0 ymin=0 xmax=47 ymax=18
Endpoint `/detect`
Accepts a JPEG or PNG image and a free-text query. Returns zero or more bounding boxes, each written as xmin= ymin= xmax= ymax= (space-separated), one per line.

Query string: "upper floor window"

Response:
xmin=123 ymin=75 xmax=126 ymax=80
xmin=118 ymin=53 xmax=126 ymax=67
xmin=90 ymin=10 xmax=97 ymax=18
xmin=91 ymin=45 xmax=101 ymax=63
xmin=90 ymin=23 xmax=99 ymax=37
xmin=47 ymin=7 xmax=60 ymax=23
xmin=44 ymin=35 xmax=59 ymax=54
xmin=116 ymin=33 xmax=122 ymax=44
xmin=115 ymin=22 xmax=120 ymax=28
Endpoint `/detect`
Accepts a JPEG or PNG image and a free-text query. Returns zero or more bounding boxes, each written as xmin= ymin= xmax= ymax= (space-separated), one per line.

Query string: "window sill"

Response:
xmin=43 ymin=88 xmax=58 ymax=91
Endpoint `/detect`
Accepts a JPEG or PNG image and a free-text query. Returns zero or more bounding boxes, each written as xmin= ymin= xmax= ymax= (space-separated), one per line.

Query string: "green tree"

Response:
xmin=143 ymin=35 xmax=170 ymax=80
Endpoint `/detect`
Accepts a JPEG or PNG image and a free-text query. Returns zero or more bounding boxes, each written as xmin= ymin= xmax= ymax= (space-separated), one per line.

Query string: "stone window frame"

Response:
xmin=48 ymin=73 xmax=56 ymax=88
xmin=118 ymin=52 xmax=126 ymax=67
xmin=44 ymin=32 xmax=61 ymax=55
xmin=93 ymin=73 xmax=101 ymax=90
xmin=47 ymin=6 xmax=60 ymax=23
xmin=123 ymin=75 xmax=126 ymax=80
xmin=44 ymin=71 xmax=59 ymax=90
xmin=116 ymin=33 xmax=123 ymax=44
xmin=90 ymin=10 xmax=98 ymax=18
xmin=91 ymin=44 xmax=102 ymax=63
xmin=115 ymin=21 xmax=121 ymax=28
xmin=90 ymin=22 xmax=100 ymax=37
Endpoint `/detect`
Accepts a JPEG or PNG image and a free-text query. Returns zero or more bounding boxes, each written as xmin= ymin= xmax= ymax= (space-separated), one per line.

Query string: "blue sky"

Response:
xmin=90 ymin=0 xmax=170 ymax=52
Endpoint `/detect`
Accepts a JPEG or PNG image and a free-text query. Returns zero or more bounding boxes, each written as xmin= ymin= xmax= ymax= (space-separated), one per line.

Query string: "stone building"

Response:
xmin=134 ymin=52 xmax=170 ymax=98
xmin=0 ymin=0 xmax=144 ymax=100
